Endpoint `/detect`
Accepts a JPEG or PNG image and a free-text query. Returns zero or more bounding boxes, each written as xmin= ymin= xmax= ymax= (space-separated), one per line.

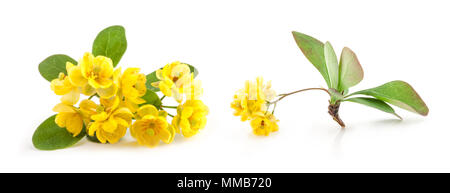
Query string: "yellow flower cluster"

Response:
xmin=231 ymin=77 xmax=279 ymax=136
xmin=50 ymin=54 xmax=208 ymax=147
xmin=152 ymin=61 xmax=209 ymax=140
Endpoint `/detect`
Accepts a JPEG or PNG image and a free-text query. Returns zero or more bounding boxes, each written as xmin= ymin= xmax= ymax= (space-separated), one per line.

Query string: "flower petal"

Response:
xmin=68 ymin=65 xmax=88 ymax=87
xmin=102 ymin=118 xmax=118 ymax=133
xmin=166 ymin=125 xmax=176 ymax=143
xmin=82 ymin=84 xmax=96 ymax=96
xmin=137 ymin=105 xmax=159 ymax=118
xmin=55 ymin=112 xmax=70 ymax=128
xmin=66 ymin=113 xmax=83 ymax=136
xmin=80 ymin=52 xmax=94 ymax=78
xmin=91 ymin=112 xmax=108 ymax=121
xmin=53 ymin=103 xmax=76 ymax=113
xmin=159 ymin=128 xmax=171 ymax=144
xmin=159 ymin=80 xmax=174 ymax=97
xmin=96 ymin=129 xmax=107 ymax=143
xmin=115 ymin=117 xmax=129 ymax=127
xmin=180 ymin=118 xmax=195 ymax=137
xmin=96 ymin=84 xmax=117 ymax=98
xmin=88 ymin=122 xmax=100 ymax=136
xmin=94 ymin=56 xmax=114 ymax=78
xmin=60 ymin=88 xmax=81 ymax=105
xmin=96 ymin=78 xmax=113 ymax=89
xmin=181 ymin=106 xmax=194 ymax=119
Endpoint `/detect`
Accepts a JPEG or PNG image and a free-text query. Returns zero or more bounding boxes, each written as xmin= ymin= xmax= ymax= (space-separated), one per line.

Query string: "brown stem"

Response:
xmin=268 ymin=87 xmax=345 ymax=128
xmin=328 ymin=101 xmax=346 ymax=128
xmin=270 ymin=88 xmax=330 ymax=104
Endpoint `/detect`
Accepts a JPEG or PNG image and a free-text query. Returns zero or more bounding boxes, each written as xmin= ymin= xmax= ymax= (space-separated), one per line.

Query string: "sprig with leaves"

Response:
xmin=287 ymin=31 xmax=429 ymax=127
xmin=232 ymin=31 xmax=429 ymax=135
xmin=33 ymin=25 xmax=207 ymax=150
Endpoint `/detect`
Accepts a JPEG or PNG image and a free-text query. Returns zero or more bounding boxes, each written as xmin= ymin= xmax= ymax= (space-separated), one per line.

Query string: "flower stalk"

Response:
xmin=269 ymin=87 xmax=330 ymax=104
xmin=268 ymin=87 xmax=346 ymax=128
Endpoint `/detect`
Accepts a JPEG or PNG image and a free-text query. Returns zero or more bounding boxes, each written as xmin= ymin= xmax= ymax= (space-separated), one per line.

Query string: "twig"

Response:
xmin=269 ymin=88 xmax=330 ymax=104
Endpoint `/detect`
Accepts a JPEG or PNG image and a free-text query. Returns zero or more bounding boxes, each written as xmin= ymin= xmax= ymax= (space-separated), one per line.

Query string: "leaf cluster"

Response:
xmin=292 ymin=31 xmax=428 ymax=119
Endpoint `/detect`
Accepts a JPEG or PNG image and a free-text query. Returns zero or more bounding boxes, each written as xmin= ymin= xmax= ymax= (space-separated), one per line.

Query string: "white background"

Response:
xmin=0 ymin=0 xmax=449 ymax=172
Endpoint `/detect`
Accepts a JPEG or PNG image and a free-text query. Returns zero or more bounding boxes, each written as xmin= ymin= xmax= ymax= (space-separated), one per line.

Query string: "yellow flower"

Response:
xmin=121 ymin=68 xmax=147 ymax=101
xmin=96 ymin=67 xmax=121 ymax=98
xmin=51 ymin=59 xmax=100 ymax=105
xmin=67 ymin=52 xmax=120 ymax=98
xmin=231 ymin=94 xmax=265 ymax=121
xmin=231 ymin=77 xmax=275 ymax=121
xmin=52 ymin=100 xmax=96 ymax=136
xmin=151 ymin=61 xmax=192 ymax=103
xmin=250 ymin=113 xmax=279 ymax=136
xmin=80 ymin=52 xmax=114 ymax=88
xmin=87 ymin=96 xmax=133 ymax=144
xmin=50 ymin=72 xmax=81 ymax=105
xmin=79 ymin=99 xmax=98 ymax=119
xmin=172 ymin=100 xmax=208 ymax=137
xmin=131 ymin=105 xmax=175 ymax=147
xmin=184 ymin=74 xmax=203 ymax=100
xmin=119 ymin=68 xmax=147 ymax=112
xmin=51 ymin=73 xmax=74 ymax=95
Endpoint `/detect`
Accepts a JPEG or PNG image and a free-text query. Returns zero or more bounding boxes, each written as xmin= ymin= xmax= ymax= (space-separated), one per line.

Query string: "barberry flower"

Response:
xmin=151 ymin=61 xmax=192 ymax=103
xmin=87 ymin=96 xmax=133 ymax=144
xmin=52 ymin=101 xmax=96 ymax=137
xmin=250 ymin=113 xmax=279 ymax=136
xmin=231 ymin=77 xmax=275 ymax=121
xmin=50 ymin=72 xmax=81 ymax=105
xmin=119 ymin=68 xmax=147 ymax=113
xmin=172 ymin=100 xmax=209 ymax=137
xmin=131 ymin=105 xmax=175 ymax=147
xmin=67 ymin=52 xmax=120 ymax=98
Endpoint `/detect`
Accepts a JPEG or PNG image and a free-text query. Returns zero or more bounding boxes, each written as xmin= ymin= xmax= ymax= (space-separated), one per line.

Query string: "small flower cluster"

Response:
xmin=50 ymin=52 xmax=208 ymax=147
xmin=231 ymin=77 xmax=279 ymax=136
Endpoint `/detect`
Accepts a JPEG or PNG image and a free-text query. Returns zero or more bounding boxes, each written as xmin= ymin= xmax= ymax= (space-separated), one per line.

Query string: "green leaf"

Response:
xmin=141 ymin=89 xmax=162 ymax=109
xmin=345 ymin=97 xmax=401 ymax=119
xmin=146 ymin=64 xmax=199 ymax=92
xmin=145 ymin=71 xmax=160 ymax=92
xmin=348 ymin=81 xmax=429 ymax=116
xmin=187 ymin=63 xmax=199 ymax=77
xmin=343 ymin=89 xmax=349 ymax=96
xmin=292 ymin=31 xmax=330 ymax=88
xmin=92 ymin=25 xmax=127 ymax=67
xmin=339 ymin=47 xmax=364 ymax=91
xmin=38 ymin=54 xmax=77 ymax=81
xmin=324 ymin=41 xmax=339 ymax=89
xmin=32 ymin=115 xmax=86 ymax=150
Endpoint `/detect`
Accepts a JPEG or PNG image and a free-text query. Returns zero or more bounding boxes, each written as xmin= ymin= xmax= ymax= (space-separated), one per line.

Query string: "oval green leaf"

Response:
xmin=38 ymin=54 xmax=77 ymax=82
xmin=292 ymin=31 xmax=330 ymax=88
xmin=348 ymin=81 xmax=429 ymax=116
xmin=92 ymin=25 xmax=127 ymax=67
xmin=32 ymin=115 xmax=86 ymax=150
xmin=146 ymin=64 xmax=199 ymax=92
xmin=339 ymin=47 xmax=364 ymax=91
xmin=345 ymin=97 xmax=401 ymax=119
xmin=324 ymin=41 xmax=339 ymax=89
xmin=141 ymin=90 xmax=162 ymax=109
